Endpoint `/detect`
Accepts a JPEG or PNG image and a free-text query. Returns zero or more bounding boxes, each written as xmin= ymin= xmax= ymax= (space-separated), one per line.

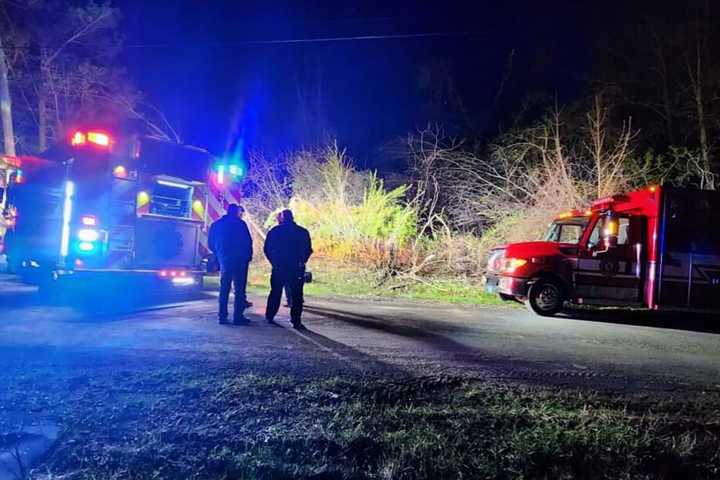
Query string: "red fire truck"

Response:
xmin=485 ymin=186 xmax=720 ymax=316
xmin=2 ymin=128 xmax=243 ymax=291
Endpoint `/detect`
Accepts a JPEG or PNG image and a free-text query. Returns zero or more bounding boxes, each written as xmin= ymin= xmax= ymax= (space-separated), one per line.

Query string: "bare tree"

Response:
xmin=585 ymin=94 xmax=635 ymax=197
xmin=686 ymin=39 xmax=715 ymax=190
xmin=0 ymin=33 xmax=15 ymax=155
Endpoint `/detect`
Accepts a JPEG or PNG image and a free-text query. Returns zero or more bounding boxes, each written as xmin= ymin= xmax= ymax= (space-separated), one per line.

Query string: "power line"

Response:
xmin=124 ymin=30 xmax=492 ymax=49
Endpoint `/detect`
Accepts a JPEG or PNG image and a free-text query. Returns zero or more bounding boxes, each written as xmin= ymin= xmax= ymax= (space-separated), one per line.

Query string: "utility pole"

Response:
xmin=0 ymin=34 xmax=16 ymax=156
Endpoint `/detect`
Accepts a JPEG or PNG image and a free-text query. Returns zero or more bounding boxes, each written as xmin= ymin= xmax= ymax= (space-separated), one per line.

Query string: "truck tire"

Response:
xmin=526 ymin=278 xmax=565 ymax=317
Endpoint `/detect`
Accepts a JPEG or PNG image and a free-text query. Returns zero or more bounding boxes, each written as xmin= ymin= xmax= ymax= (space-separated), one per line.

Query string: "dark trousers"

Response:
xmin=265 ymin=267 xmax=304 ymax=324
xmin=219 ymin=262 xmax=249 ymax=320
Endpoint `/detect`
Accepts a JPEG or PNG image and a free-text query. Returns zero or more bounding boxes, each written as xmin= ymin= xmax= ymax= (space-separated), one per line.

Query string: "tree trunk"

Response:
xmin=0 ymin=36 xmax=16 ymax=157
xmin=690 ymin=41 xmax=714 ymax=190
xmin=655 ymin=42 xmax=675 ymax=146
xmin=38 ymin=89 xmax=47 ymax=152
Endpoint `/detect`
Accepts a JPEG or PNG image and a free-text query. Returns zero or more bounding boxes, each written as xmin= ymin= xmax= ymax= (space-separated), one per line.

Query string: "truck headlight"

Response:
xmin=486 ymin=249 xmax=505 ymax=273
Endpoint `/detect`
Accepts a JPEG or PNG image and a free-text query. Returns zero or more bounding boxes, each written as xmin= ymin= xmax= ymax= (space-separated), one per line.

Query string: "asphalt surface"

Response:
xmin=1 ymin=272 xmax=719 ymax=392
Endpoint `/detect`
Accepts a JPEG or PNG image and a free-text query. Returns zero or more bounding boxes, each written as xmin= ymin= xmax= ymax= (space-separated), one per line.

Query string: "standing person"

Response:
xmin=208 ymin=203 xmax=253 ymax=325
xmin=264 ymin=209 xmax=313 ymax=328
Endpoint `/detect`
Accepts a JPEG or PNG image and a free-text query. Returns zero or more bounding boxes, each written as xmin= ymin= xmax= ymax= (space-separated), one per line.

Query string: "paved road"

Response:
xmin=1 ymin=273 xmax=719 ymax=391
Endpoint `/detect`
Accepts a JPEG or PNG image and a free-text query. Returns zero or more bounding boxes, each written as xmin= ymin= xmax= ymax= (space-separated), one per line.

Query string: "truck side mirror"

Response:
xmin=603 ymin=217 xmax=619 ymax=249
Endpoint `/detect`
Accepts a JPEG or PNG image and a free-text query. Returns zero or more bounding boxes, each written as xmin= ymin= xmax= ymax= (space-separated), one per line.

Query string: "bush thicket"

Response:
xmin=242 ymin=96 xmax=712 ymax=284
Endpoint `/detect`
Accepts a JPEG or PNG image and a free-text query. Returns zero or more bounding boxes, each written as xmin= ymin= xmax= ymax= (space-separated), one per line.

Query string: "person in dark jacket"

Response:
xmin=208 ymin=203 xmax=253 ymax=325
xmin=264 ymin=209 xmax=313 ymax=328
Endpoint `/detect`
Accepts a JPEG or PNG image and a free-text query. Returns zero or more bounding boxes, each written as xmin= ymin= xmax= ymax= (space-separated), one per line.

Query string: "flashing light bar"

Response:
xmin=556 ymin=210 xmax=590 ymax=220
xmin=88 ymin=131 xmax=110 ymax=147
xmin=70 ymin=130 xmax=112 ymax=148
xmin=71 ymin=131 xmax=85 ymax=146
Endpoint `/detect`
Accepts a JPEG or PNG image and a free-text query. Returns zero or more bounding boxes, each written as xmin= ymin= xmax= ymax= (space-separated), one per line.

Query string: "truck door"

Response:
xmin=573 ymin=214 xmax=646 ymax=303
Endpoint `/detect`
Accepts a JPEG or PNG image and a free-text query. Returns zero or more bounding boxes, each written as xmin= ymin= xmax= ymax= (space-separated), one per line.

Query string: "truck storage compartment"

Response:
xmin=133 ymin=216 xmax=200 ymax=268
xmin=7 ymin=183 xmax=64 ymax=265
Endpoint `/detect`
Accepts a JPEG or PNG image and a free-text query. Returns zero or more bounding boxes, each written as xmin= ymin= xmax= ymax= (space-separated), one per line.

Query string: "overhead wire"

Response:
xmin=123 ymin=30 xmax=492 ymax=49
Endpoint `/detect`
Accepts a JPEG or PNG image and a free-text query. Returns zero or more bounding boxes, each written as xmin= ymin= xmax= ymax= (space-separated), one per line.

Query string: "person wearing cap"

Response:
xmin=263 ymin=209 xmax=313 ymax=328
xmin=208 ymin=203 xmax=253 ymax=325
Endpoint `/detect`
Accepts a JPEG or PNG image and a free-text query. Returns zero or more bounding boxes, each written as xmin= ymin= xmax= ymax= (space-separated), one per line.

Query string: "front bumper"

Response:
xmin=485 ymin=274 xmax=531 ymax=298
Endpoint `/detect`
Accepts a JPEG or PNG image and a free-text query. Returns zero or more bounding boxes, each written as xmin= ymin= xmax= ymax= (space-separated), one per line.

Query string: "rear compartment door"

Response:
xmin=134 ymin=217 xmax=200 ymax=268
xmin=658 ymin=189 xmax=720 ymax=310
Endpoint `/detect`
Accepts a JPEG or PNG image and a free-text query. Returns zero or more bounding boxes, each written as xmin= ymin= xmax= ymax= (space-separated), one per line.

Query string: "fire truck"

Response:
xmin=2 ymin=128 xmax=245 ymax=291
xmin=485 ymin=186 xmax=720 ymax=316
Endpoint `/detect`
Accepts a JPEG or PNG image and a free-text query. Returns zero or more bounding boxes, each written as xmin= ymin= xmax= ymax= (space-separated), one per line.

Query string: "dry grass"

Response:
xmin=9 ymin=356 xmax=720 ymax=480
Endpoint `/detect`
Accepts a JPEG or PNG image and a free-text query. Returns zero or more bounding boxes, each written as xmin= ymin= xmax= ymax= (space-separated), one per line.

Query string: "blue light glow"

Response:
xmin=78 ymin=241 xmax=95 ymax=252
xmin=60 ymin=181 xmax=75 ymax=257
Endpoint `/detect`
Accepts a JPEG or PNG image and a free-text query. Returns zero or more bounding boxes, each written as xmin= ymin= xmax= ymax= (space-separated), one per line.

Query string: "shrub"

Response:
xmin=256 ymin=143 xmax=418 ymax=265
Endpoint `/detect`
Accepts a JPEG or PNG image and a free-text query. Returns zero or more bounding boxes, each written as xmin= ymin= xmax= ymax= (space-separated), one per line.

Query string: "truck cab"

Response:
xmin=485 ymin=186 xmax=720 ymax=316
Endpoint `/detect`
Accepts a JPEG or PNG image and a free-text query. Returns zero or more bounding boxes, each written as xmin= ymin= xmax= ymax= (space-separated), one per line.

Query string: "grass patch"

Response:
xmin=205 ymin=258 xmax=507 ymax=306
xmin=17 ymin=362 xmax=720 ymax=480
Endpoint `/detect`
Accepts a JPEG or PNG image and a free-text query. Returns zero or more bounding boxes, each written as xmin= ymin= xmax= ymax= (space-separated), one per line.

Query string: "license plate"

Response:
xmin=485 ymin=276 xmax=499 ymax=293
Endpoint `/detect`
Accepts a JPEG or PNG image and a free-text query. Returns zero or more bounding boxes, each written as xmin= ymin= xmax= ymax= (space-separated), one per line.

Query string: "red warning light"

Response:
xmin=71 ymin=131 xmax=86 ymax=146
xmin=70 ymin=130 xmax=112 ymax=149
xmin=88 ymin=131 xmax=110 ymax=147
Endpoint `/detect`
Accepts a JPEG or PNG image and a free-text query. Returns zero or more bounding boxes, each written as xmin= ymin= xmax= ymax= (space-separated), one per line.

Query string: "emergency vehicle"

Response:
xmin=0 ymin=154 xmax=22 ymax=253
xmin=485 ymin=186 xmax=720 ymax=316
xmin=2 ymin=128 xmax=245 ymax=291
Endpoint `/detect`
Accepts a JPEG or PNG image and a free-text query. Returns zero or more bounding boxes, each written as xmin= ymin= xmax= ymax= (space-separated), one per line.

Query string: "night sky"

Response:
xmin=121 ymin=1 xmax=597 ymax=167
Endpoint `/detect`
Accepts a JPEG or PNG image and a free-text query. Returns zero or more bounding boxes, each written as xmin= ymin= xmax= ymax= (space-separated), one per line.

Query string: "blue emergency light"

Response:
xmin=214 ymin=161 xmax=245 ymax=185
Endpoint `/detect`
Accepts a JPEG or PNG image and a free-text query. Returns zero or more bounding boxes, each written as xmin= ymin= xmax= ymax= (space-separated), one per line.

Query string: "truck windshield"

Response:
xmin=543 ymin=217 xmax=589 ymax=244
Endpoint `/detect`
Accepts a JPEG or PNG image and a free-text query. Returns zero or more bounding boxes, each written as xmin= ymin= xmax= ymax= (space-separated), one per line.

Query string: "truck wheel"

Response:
xmin=526 ymin=278 xmax=565 ymax=317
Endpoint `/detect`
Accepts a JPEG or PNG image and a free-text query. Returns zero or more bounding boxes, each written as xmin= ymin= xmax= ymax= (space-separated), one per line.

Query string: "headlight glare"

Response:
xmin=503 ymin=258 xmax=527 ymax=273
